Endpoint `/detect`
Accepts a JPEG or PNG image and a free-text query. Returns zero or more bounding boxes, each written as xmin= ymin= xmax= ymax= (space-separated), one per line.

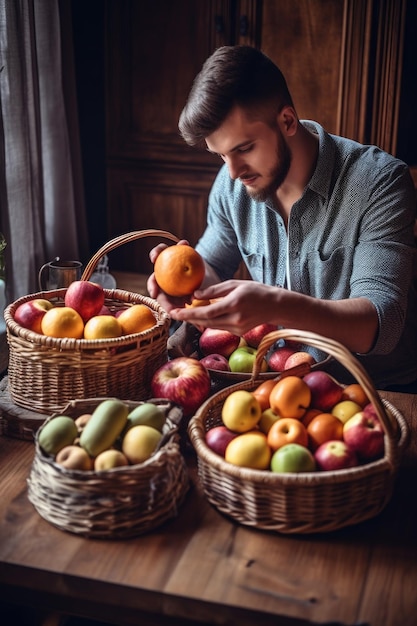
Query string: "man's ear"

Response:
xmin=278 ymin=106 xmax=298 ymax=136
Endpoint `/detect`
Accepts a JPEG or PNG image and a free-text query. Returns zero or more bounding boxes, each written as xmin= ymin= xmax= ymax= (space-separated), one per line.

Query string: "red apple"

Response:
xmin=343 ymin=410 xmax=384 ymax=461
xmin=64 ymin=280 xmax=105 ymax=323
xmin=199 ymin=327 xmax=240 ymax=358
xmin=205 ymin=425 xmax=238 ymax=457
xmin=242 ymin=323 xmax=277 ymax=348
xmin=303 ymin=370 xmax=344 ymax=411
xmin=151 ymin=357 xmax=211 ymax=416
xmin=268 ymin=346 xmax=297 ymax=372
xmin=200 ymin=353 xmax=231 ymax=372
xmin=314 ymin=440 xmax=359 ymax=471
xmin=14 ymin=299 xmax=54 ymax=333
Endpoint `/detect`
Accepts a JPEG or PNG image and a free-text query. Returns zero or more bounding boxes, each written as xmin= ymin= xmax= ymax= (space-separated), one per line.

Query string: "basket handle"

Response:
xmin=81 ymin=229 xmax=180 ymax=281
xmin=254 ymin=329 xmax=398 ymax=441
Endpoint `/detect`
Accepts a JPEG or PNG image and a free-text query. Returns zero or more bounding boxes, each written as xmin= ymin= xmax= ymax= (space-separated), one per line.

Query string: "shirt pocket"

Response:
xmin=304 ymin=247 xmax=353 ymax=299
xmin=240 ymin=250 xmax=265 ymax=283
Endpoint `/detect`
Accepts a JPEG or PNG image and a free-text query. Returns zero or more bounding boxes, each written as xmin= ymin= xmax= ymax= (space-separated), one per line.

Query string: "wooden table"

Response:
xmin=0 ymin=390 xmax=416 ymax=626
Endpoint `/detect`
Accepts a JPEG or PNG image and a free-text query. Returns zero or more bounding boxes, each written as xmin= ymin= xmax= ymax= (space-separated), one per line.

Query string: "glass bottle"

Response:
xmin=0 ymin=232 xmax=6 ymax=333
xmin=90 ymin=254 xmax=117 ymax=290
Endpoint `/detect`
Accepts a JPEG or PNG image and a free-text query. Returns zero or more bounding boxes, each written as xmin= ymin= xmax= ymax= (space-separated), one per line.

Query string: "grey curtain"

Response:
xmin=0 ymin=0 xmax=89 ymax=303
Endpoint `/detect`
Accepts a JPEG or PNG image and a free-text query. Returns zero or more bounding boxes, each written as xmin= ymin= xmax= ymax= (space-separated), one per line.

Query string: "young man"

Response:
xmin=147 ymin=45 xmax=417 ymax=390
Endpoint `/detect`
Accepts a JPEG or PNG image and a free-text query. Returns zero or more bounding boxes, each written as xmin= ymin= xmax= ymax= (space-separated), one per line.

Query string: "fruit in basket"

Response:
xmin=64 ymin=280 xmax=105 ymax=322
xmin=270 ymin=443 xmax=316 ymax=473
xmin=342 ymin=406 xmax=384 ymax=461
xmin=306 ymin=412 xmax=344 ymax=451
xmin=205 ymin=425 xmax=239 ymax=457
xmin=153 ymin=244 xmax=205 ymax=297
xmin=14 ymin=299 xmax=53 ymax=333
xmin=267 ymin=417 xmax=308 ymax=452
xmin=55 ymin=445 xmax=93 ymax=470
xmin=225 ymin=431 xmax=272 ymax=469
xmin=83 ymin=315 xmax=123 ymax=339
xmin=268 ymin=346 xmax=297 ymax=372
xmin=242 ymin=323 xmax=277 ymax=348
xmin=252 ymin=379 xmax=277 ymax=411
xmin=221 ymin=390 xmax=262 ymax=433
xmin=341 ymin=383 xmax=369 ymax=408
xmin=314 ymin=440 xmax=359 ymax=471
xmin=259 ymin=408 xmax=281 ymax=434
xmin=40 ymin=306 xmax=84 ymax=339
xmin=151 ymin=357 xmax=211 ymax=417
xmin=284 ymin=351 xmax=316 ymax=370
xmin=79 ymin=399 xmax=129 ymax=457
xmin=117 ymin=304 xmax=156 ymax=334
xmin=122 ymin=424 xmax=162 ymax=464
xmin=269 ymin=376 xmax=311 ymax=420
xmin=38 ymin=416 xmax=78 ymax=456
xmin=199 ymin=353 xmax=231 ymax=372
xmin=94 ymin=449 xmax=129 ymax=471
xmin=303 ymin=370 xmax=343 ymax=411
xmin=228 ymin=346 xmax=268 ymax=374
xmin=331 ymin=400 xmax=362 ymax=424
xmin=125 ymin=403 xmax=166 ymax=432
xmin=199 ymin=327 xmax=240 ymax=358
xmin=74 ymin=413 xmax=92 ymax=433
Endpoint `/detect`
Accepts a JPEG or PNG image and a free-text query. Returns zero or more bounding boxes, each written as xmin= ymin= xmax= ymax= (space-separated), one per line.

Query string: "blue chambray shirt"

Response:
xmin=196 ymin=121 xmax=417 ymax=388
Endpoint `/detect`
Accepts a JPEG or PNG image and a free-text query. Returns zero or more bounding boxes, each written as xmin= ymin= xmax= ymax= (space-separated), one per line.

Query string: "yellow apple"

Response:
xmin=225 ymin=431 xmax=271 ymax=469
xmin=94 ymin=448 xmax=129 ymax=471
xmin=55 ymin=445 xmax=93 ymax=470
xmin=122 ymin=424 xmax=162 ymax=464
xmin=221 ymin=390 xmax=262 ymax=433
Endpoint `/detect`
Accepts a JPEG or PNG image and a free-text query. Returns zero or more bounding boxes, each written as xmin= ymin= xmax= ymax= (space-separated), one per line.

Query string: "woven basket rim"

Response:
xmin=5 ymin=287 xmax=170 ymax=350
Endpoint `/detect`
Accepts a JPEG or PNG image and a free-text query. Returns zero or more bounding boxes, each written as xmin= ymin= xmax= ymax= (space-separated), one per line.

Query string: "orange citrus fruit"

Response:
xmin=154 ymin=244 xmax=205 ymax=297
xmin=41 ymin=306 xmax=84 ymax=339
xmin=185 ymin=298 xmax=211 ymax=308
xmin=341 ymin=383 xmax=369 ymax=408
xmin=251 ymin=379 xmax=277 ymax=412
xmin=117 ymin=304 xmax=156 ymax=334
xmin=83 ymin=315 xmax=123 ymax=340
xmin=306 ymin=412 xmax=344 ymax=451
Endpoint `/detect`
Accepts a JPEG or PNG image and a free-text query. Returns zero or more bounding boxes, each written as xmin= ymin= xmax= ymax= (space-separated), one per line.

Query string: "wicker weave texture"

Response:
xmin=27 ymin=398 xmax=189 ymax=539
xmin=188 ymin=329 xmax=409 ymax=534
xmin=5 ymin=230 xmax=180 ymax=414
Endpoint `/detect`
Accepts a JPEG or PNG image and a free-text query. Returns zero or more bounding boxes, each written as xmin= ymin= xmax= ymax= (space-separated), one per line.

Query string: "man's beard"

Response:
xmin=247 ymin=134 xmax=292 ymax=202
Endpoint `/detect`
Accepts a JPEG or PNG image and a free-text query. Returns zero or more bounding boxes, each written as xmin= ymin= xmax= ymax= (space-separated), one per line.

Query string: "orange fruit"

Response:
xmin=185 ymin=298 xmax=211 ymax=308
xmin=306 ymin=412 xmax=344 ymax=451
xmin=117 ymin=304 xmax=156 ymax=334
xmin=301 ymin=407 xmax=322 ymax=428
xmin=84 ymin=315 xmax=123 ymax=340
xmin=269 ymin=376 xmax=311 ymax=420
xmin=341 ymin=383 xmax=369 ymax=408
xmin=41 ymin=306 xmax=84 ymax=339
xmin=251 ymin=379 xmax=277 ymax=411
xmin=267 ymin=417 xmax=308 ymax=452
xmin=154 ymin=244 xmax=205 ymax=297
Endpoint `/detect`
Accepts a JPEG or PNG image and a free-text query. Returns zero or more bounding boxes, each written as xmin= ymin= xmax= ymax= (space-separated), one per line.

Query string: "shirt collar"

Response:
xmin=300 ymin=120 xmax=335 ymax=200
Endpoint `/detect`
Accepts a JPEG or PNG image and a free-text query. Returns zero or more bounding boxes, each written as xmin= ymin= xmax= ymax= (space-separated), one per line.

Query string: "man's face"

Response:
xmin=206 ymin=106 xmax=292 ymax=202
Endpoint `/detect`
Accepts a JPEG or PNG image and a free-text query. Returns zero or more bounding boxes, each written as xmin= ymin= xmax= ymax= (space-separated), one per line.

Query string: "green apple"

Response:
xmin=259 ymin=408 xmax=281 ymax=434
xmin=125 ymin=403 xmax=166 ymax=432
xmin=221 ymin=389 xmax=262 ymax=433
xmin=228 ymin=346 xmax=268 ymax=374
xmin=270 ymin=443 xmax=316 ymax=473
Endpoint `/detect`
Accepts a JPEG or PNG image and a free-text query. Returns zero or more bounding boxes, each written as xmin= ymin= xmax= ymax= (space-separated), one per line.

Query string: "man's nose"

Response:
xmin=224 ymin=155 xmax=241 ymax=180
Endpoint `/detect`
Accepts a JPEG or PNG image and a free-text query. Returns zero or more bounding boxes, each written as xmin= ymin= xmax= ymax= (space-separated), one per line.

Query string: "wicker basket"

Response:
xmin=5 ymin=230 xmax=179 ymax=414
xmin=188 ymin=329 xmax=409 ymax=534
xmin=27 ymin=398 xmax=189 ymax=539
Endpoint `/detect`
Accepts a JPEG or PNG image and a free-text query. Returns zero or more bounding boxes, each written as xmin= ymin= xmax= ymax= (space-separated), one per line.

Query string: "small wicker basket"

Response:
xmin=188 ymin=329 xmax=409 ymax=534
xmin=27 ymin=398 xmax=189 ymax=539
xmin=5 ymin=230 xmax=178 ymax=414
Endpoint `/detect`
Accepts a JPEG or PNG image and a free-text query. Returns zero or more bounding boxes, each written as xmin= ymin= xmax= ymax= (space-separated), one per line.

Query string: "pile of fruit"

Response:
xmin=205 ymin=370 xmax=385 ymax=473
xmin=38 ymin=399 xmax=168 ymax=471
xmin=13 ymin=280 xmax=156 ymax=339
xmin=197 ymin=324 xmax=318 ymax=374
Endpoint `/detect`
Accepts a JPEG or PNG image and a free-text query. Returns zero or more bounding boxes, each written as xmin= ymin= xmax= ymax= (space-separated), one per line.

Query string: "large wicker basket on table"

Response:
xmin=27 ymin=398 xmax=189 ymax=539
xmin=4 ymin=230 xmax=179 ymax=415
xmin=188 ymin=329 xmax=409 ymax=534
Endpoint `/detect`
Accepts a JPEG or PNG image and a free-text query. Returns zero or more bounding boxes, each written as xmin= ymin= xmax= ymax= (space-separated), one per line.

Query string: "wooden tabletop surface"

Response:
xmin=0 ymin=388 xmax=416 ymax=626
